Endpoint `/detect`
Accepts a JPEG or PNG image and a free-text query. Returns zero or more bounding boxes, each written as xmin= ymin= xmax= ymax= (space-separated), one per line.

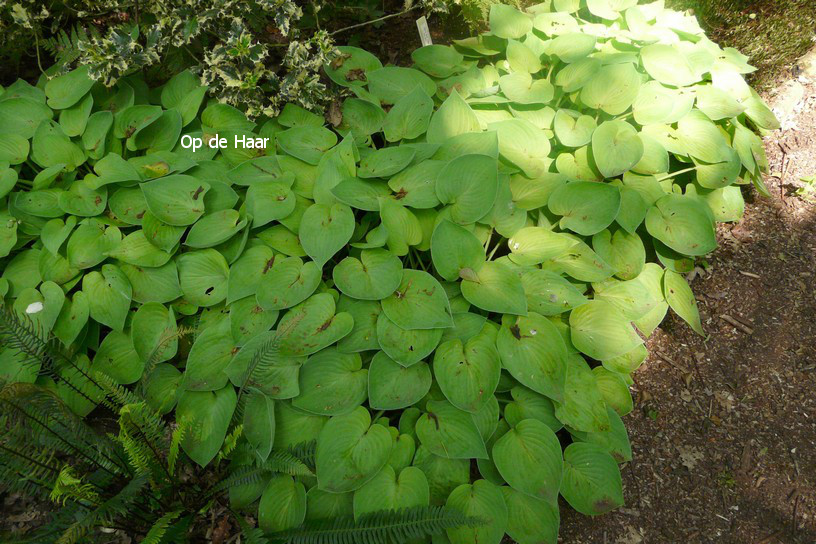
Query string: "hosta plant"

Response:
xmin=0 ymin=0 xmax=777 ymax=542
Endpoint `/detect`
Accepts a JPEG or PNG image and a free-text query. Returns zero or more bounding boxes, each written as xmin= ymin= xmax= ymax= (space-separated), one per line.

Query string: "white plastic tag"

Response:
xmin=416 ymin=16 xmax=433 ymax=47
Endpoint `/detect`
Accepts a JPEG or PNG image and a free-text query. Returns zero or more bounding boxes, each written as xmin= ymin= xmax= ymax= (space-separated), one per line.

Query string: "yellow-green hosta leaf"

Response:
xmin=292 ymin=349 xmax=368 ymax=416
xmin=382 ymin=86 xmax=434 ymax=142
xmin=352 ymin=465 xmax=430 ymax=519
xmin=489 ymin=118 xmax=551 ymax=178
xmin=493 ymin=419 xmax=563 ymax=502
xmin=430 ymin=220 xmax=485 ymax=282
xmin=554 ymin=355 xmax=610 ymax=433
xmin=433 ymin=324 xmax=501 ymax=413
xmin=299 ymin=202 xmax=355 ymax=267
xmin=177 ymin=249 xmax=229 ymax=307
xmin=382 ymin=269 xmax=453 ymax=330
xmin=82 ymin=264 xmax=131 ymax=332
xmin=520 ymin=269 xmax=588 ymax=316
xmin=259 ymin=475 xmax=306 ymax=532
xmin=416 ymin=400 xmax=488 ymax=460
xmin=141 ymin=175 xmax=209 ymax=226
xmin=176 ymin=386 xmax=237 ymax=467
xmin=570 ymin=299 xmax=643 ymax=361
xmin=376 ymin=312 xmax=443 ymax=367
xmin=663 ymin=269 xmax=704 ymax=335
xmin=445 ymin=479 xmax=507 ymax=544
xmin=580 ymin=63 xmax=641 ymax=115
xmin=592 ymin=366 xmax=633 ymax=416
xmin=460 ymin=261 xmax=527 ymax=315
xmin=549 ymin=181 xmax=621 ymax=236
xmin=277 ymin=293 xmax=355 ymax=357
xmin=489 ymin=4 xmax=532 ymax=39
xmin=560 ymin=442 xmax=623 ymax=515
xmin=366 ymin=66 xmax=435 ymax=105
xmin=645 ymin=194 xmax=717 ymax=256
xmin=333 ymin=248 xmax=402 ymax=301
xmin=324 ymin=46 xmax=383 ymax=87
xmin=427 ymin=90 xmax=481 ymax=145
xmin=501 ymin=486 xmax=560 ymax=544
xmin=131 ymin=302 xmax=178 ymax=364
xmin=504 ymin=385 xmax=562 ymax=432
xmin=591 ymin=120 xmax=644 ymax=178
xmin=256 ymin=256 xmax=321 ymax=311
xmin=436 ymin=154 xmax=499 ymax=224
xmin=45 ymin=66 xmax=95 ymax=109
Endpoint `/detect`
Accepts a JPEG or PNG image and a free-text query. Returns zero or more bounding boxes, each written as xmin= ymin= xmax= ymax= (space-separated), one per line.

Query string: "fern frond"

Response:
xmin=266 ymin=448 xmax=315 ymax=476
xmin=142 ymin=510 xmax=182 ymax=544
xmin=117 ymin=402 xmax=171 ymax=480
xmin=139 ymin=324 xmax=194 ymax=393
xmin=272 ymin=506 xmax=483 ymax=544
xmin=50 ymin=465 xmax=100 ymax=506
xmin=216 ymin=424 xmax=244 ymax=462
xmin=167 ymin=421 xmax=187 ymax=476
xmin=287 ymin=440 xmax=317 ymax=471
xmin=235 ymin=515 xmax=270 ymax=544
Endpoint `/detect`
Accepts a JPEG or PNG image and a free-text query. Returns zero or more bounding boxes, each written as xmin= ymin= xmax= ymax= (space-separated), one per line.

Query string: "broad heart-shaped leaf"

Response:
xmin=131 ymin=302 xmax=177 ymax=364
xmin=411 ymin=44 xmax=465 ymax=78
xmin=358 ymin=147 xmax=415 ymax=178
xmin=445 ymin=480 xmax=508 ymax=544
xmin=554 ymin=109 xmax=596 ymax=148
xmin=292 ymin=349 xmax=368 ymax=416
xmin=324 ymin=46 xmax=383 ymax=87
xmin=507 ymin=226 xmax=576 ymax=266
xmin=663 ymin=269 xmax=704 ymax=335
xmin=640 ymin=44 xmax=699 ymax=88
xmin=501 ymin=486 xmax=560 ymax=544
xmin=493 ymin=419 xmax=563 ymax=502
xmin=353 ymin=465 xmax=429 ymax=519
xmin=382 ymin=86 xmax=434 ymax=142
xmin=365 ymin=67 xmax=436 ymax=105
xmin=299 ymin=203 xmax=355 ymax=267
xmin=183 ymin=318 xmax=234 ymax=391
xmin=381 ymin=269 xmax=453 ymax=330
xmin=497 ymin=313 xmax=568 ymax=403
xmin=0 ymin=97 xmax=53 ymax=139
xmin=45 ymin=66 xmax=95 ymax=109
xmin=225 ymin=331 xmax=304 ymax=399
xmin=430 ymin=220 xmax=486 ymax=282
xmin=31 ymin=121 xmax=86 ymax=170
xmin=592 ymin=228 xmax=645 ymax=281
xmin=593 ymin=366 xmax=633 ymax=416
xmin=246 ymin=182 xmax=296 ymax=228
xmin=416 ymin=400 xmax=488 ymax=459
xmin=277 ymin=293 xmax=355 ymax=356
xmin=368 ymin=351 xmax=432 ymax=410
xmin=376 ymin=313 xmax=443 ymax=367
xmin=53 ymin=291 xmax=89 ymax=347
xmin=277 ymin=126 xmax=338 ymax=165
xmin=436 ymin=154 xmax=499 ymax=224
xmin=141 ymin=175 xmax=209 ymax=226
xmin=92 ymin=330 xmax=143 ymax=385
xmin=592 ymin=120 xmax=644 ymax=178
xmin=461 ymin=261 xmax=527 ymax=315
xmin=433 ymin=325 xmax=501 ymax=413
xmin=580 ymin=63 xmax=641 ymax=115
xmin=569 ymin=299 xmax=643 ymax=361
xmin=336 ymin=297 xmax=380 ymax=353
xmin=549 ymin=32 xmax=596 ymax=62
xmin=185 ymin=209 xmax=246 ymax=248
xmin=571 ymin=405 xmax=632 ymax=463
xmin=554 ymin=354 xmax=610 ymax=432
xmin=505 ymin=385 xmax=562 ymax=432
xmin=82 ymin=265 xmax=131 ymax=332
xmin=560 ymin=442 xmax=623 ymax=515
xmin=378 ymin=197 xmax=422 ymax=256
xmin=489 ymin=118 xmax=551 ymax=178
xmin=176 ymin=386 xmax=237 ymax=467
xmin=333 ymin=249 xmax=403 ymax=301
xmin=177 ymin=249 xmax=229 ymax=307
xmin=489 ymin=3 xmax=532 ymax=38
xmin=227 ymin=245 xmax=275 ymax=304
xmin=259 ymin=475 xmax=307 ymax=533
xmin=645 ymin=194 xmax=717 ymax=256
xmin=121 ymin=262 xmax=183 ymax=304
xmin=548 ymin=181 xmax=621 ymax=236
xmin=506 ymin=39 xmax=542 ymax=74
xmin=499 ymin=72 xmax=554 ymax=105
xmin=256 ymin=256 xmax=321 ymax=310
xmin=426 ymin=90 xmax=481 ymax=145
xmin=315 ymin=407 xmax=393 ymax=493
xmin=520 ymin=269 xmax=588 ymax=316
xmin=305 ymin=488 xmax=353 ymax=521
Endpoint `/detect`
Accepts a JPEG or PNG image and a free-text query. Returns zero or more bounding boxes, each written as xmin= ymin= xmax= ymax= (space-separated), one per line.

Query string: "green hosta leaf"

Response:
xmin=560 ymin=442 xmax=623 ymax=515
xmin=353 ymin=465 xmax=430 ymax=519
xmin=645 ymin=194 xmax=717 ymax=256
xmin=31 ymin=121 xmax=85 ymax=170
xmin=92 ymin=330 xmax=143 ymax=385
xmin=460 ymin=261 xmax=527 ymax=315
xmin=315 ymin=407 xmax=393 ymax=493
xmin=412 ymin=45 xmax=465 ymax=78
xmin=434 ymin=325 xmax=501 ymax=413
xmin=379 ymin=197 xmax=422 ymax=256
xmin=548 ymin=181 xmax=621 ymax=236
xmin=663 ymin=269 xmax=704 ymax=335
xmin=225 ymin=332 xmax=303 ymax=399
xmin=520 ymin=269 xmax=588 ymax=316
xmin=292 ymin=349 xmax=368 ymax=416
xmin=141 ymin=175 xmax=209 ymax=226
xmin=227 ymin=245 xmax=275 ymax=304
xmin=549 ymin=32 xmax=596 ymax=62
xmin=82 ymin=264 xmax=131 ymax=332
xmin=499 ymin=72 xmax=554 ymax=105
xmin=177 ymin=386 xmax=237 ymax=467
xmin=592 ymin=228 xmax=646 ymax=280
xmin=382 ymin=269 xmax=453 ymax=330
xmin=430 ymin=220 xmax=486 ymax=282
xmin=0 ymin=97 xmax=53 ymax=139
xmin=53 ymin=291 xmax=89 ymax=347
xmin=554 ymin=355 xmax=610 ymax=432
xmin=497 ymin=313 xmax=568 ymax=402
xmin=427 ymin=90 xmax=481 ymax=145
xmin=506 ymin=39 xmax=542 ymax=74
xmin=256 ymin=256 xmax=321 ymax=311
xmin=571 ymin=406 xmax=632 ymax=463
xmin=333 ymin=249 xmax=402 ymax=301
xmin=368 ymin=351 xmax=432 ymax=410
xmin=325 ymin=46 xmax=383 ymax=87
xmin=507 ymin=226 xmax=575 ymax=266
xmin=501 ymin=487 xmax=559 ymax=544
xmin=489 ymin=4 xmax=532 ymax=39
xmin=177 ymin=249 xmax=229 ymax=307
xmin=436 ymin=154 xmax=499 ymax=224
xmin=121 ymin=262 xmax=182 ymax=304
xmin=183 ymin=318 xmax=233 ymax=391
xmin=493 ymin=419 xmax=563 ymax=502
xmin=504 ymin=385 xmax=562 ymax=432
xmin=337 ymin=298 xmax=381 ymax=353
xmin=593 ymin=366 xmax=633 ymax=416
xmin=259 ymin=475 xmax=307 ymax=532
xmin=554 ymin=109 xmax=596 ymax=148
xmin=376 ymin=313 xmax=443 ymax=367
xmin=591 ymin=120 xmax=644 ymax=178
xmin=246 ymin=182 xmax=296 ymax=228
xmin=580 ymin=63 xmax=641 ymax=115
xmin=358 ymin=147 xmax=415 ymax=179
xmin=382 ymin=86 xmax=434 ymax=142
xmin=569 ymin=299 xmax=643 ymax=361
xmin=416 ymin=400 xmax=488 ymax=460
xmin=641 ymin=44 xmax=699 ymax=88
xmin=45 ymin=66 xmax=95 ymax=109
xmin=366 ymin=67 xmax=435 ymax=105
xmin=277 ymin=126 xmax=337 ymax=165
xmin=277 ymin=293 xmax=354 ymax=356
xmin=489 ymin=118 xmax=551 ymax=178
xmin=131 ymin=302 xmax=177 ymax=364
xmin=445 ymin=479 xmax=507 ymax=544
xmin=299 ymin=203 xmax=355 ymax=267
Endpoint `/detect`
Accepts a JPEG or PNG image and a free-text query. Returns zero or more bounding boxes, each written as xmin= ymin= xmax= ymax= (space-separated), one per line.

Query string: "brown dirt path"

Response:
xmin=560 ymin=50 xmax=816 ymax=544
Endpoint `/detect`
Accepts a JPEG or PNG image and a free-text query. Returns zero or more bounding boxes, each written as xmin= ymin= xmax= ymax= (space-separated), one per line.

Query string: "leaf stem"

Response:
xmin=657 ymin=166 xmax=698 ymax=181
xmin=330 ymin=6 xmax=419 ymax=36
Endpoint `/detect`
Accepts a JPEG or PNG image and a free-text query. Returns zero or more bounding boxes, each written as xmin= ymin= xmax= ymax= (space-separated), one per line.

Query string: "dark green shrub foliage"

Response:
xmin=0 ymin=0 xmax=777 ymax=542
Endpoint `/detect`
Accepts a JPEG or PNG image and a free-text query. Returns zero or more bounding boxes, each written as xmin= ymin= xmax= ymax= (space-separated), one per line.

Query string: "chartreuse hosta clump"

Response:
xmin=0 ymin=0 xmax=777 ymax=542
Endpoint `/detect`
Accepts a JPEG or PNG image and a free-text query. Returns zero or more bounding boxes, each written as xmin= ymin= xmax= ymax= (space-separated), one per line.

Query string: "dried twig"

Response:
xmin=720 ymin=314 xmax=754 ymax=334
